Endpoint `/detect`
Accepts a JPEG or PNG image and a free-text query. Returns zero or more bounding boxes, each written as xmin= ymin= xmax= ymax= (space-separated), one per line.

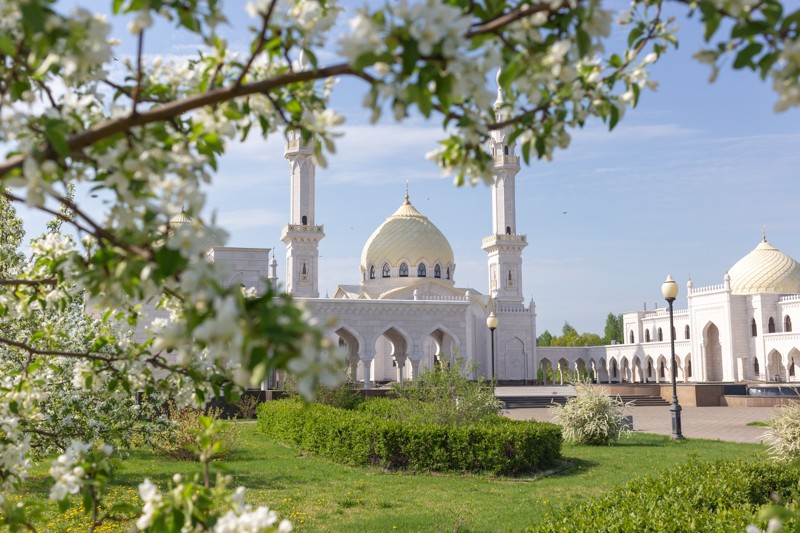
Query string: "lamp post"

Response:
xmin=486 ymin=312 xmax=498 ymax=381
xmin=661 ymin=275 xmax=684 ymax=440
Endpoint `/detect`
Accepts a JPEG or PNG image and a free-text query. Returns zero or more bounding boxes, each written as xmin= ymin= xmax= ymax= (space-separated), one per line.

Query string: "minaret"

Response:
xmin=281 ymin=130 xmax=324 ymax=297
xmin=482 ymin=69 xmax=527 ymax=305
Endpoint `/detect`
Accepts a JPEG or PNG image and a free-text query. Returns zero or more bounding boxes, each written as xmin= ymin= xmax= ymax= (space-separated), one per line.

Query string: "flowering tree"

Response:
xmin=0 ymin=0 xmax=798 ymax=530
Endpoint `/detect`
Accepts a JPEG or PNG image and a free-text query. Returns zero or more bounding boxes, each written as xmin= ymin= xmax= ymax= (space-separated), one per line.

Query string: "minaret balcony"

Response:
xmin=281 ymin=224 xmax=325 ymax=244
xmin=284 ymin=139 xmax=313 ymax=156
xmin=493 ymin=153 xmax=520 ymax=168
xmin=481 ymin=233 xmax=527 ymax=251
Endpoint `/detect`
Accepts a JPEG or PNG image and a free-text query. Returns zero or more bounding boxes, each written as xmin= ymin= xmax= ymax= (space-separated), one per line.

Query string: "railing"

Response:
xmin=481 ymin=234 xmax=527 ymax=246
xmin=494 ymin=154 xmax=519 ymax=166
xmin=285 ymin=224 xmax=324 ymax=232
xmin=497 ymin=304 xmax=531 ymax=314
xmin=642 ymin=308 xmax=689 ymax=318
xmin=779 ymin=294 xmax=800 ymax=303
xmin=416 ymin=294 xmax=469 ymax=301
xmin=690 ymin=283 xmax=725 ymax=295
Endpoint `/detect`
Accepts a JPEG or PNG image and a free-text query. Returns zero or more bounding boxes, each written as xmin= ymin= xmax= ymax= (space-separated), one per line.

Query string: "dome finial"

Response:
xmin=404 ymin=179 xmax=410 ymax=205
xmin=494 ymin=67 xmax=504 ymax=108
xmin=762 ymin=225 xmax=767 ymax=242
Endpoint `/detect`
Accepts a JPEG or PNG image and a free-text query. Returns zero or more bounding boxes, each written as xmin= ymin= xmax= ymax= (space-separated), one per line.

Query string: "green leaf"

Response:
xmin=44 ymin=120 xmax=70 ymax=158
xmin=609 ymin=105 xmax=620 ymax=130
xmin=576 ymin=28 xmax=590 ymax=57
xmin=733 ymin=42 xmax=763 ymax=70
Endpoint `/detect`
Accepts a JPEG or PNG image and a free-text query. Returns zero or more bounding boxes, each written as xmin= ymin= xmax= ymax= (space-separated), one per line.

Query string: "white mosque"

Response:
xmin=136 ymin=80 xmax=800 ymax=390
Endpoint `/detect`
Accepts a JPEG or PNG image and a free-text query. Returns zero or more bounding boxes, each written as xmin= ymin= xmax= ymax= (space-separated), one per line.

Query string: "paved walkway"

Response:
xmin=505 ymin=405 xmax=775 ymax=443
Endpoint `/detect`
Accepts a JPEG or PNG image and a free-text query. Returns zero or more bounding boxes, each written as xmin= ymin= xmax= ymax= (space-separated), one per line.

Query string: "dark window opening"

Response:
xmin=399 ymin=263 xmax=409 ymax=277
xmin=786 ymin=316 xmax=793 ymax=332
xmin=685 ymin=325 xmax=690 ymax=340
xmin=769 ymin=317 xmax=776 ymax=333
xmin=417 ymin=264 xmax=426 ymax=277
xmin=629 ymin=331 xmax=634 ymax=344
xmin=369 ymin=265 xmax=375 ymax=279
xmin=301 ymin=215 xmax=307 ymax=225
xmin=657 ymin=328 xmax=663 ymax=342
xmin=645 ymin=329 xmax=651 ymax=342
xmin=446 ymin=267 xmax=450 ymax=280
xmin=434 ymin=264 xmax=441 ymax=278
xmin=506 ymin=226 xmax=511 ymax=234
xmin=382 ymin=264 xmax=390 ymax=278
xmin=301 ymin=263 xmax=307 ymax=275
xmin=503 ymin=145 xmax=509 ymax=155
xmin=751 ymin=318 xmax=758 ymax=337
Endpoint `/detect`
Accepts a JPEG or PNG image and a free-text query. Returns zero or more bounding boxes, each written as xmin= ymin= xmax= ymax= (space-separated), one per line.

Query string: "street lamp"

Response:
xmin=661 ymin=275 xmax=684 ymax=440
xmin=486 ymin=312 xmax=498 ymax=381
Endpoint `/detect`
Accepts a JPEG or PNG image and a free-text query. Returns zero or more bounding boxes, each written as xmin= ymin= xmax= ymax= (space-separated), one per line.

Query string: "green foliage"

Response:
xmin=283 ymin=376 xmax=364 ymax=410
xmin=550 ymin=382 xmax=631 ymax=445
xmin=257 ymin=399 xmax=561 ymax=475
xmin=234 ymin=394 xmax=261 ymax=419
xmin=147 ymin=404 xmax=238 ymax=462
xmin=538 ymin=322 xmax=605 ymax=347
xmin=764 ymin=403 xmax=800 ymax=461
xmin=531 ymin=458 xmax=800 ymax=532
xmin=603 ymin=312 xmax=624 ymax=344
xmin=386 ymin=361 xmax=502 ymax=426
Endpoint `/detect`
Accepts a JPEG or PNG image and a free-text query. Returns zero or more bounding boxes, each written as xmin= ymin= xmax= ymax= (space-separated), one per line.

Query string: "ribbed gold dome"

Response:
xmin=360 ymin=197 xmax=454 ymax=280
xmin=728 ymin=237 xmax=800 ymax=295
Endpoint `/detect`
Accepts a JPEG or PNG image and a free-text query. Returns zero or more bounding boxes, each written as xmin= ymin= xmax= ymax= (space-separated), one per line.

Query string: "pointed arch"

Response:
xmin=702 ymin=322 xmax=723 ymax=381
xmin=538 ymin=358 xmax=553 ymax=384
xmin=786 ymin=315 xmax=793 ymax=333
xmin=372 ymin=325 xmax=413 ymax=359
xmin=419 ymin=324 xmax=462 ymax=359
xmin=657 ymin=328 xmax=663 ymax=342
xmin=769 ymin=317 xmax=776 ymax=333
xmin=645 ymin=329 xmax=651 ymax=343
xmin=417 ymin=263 xmax=427 ymax=277
xmin=685 ymin=325 xmax=690 ymax=340
xmin=645 ymin=355 xmax=655 ymax=382
xmin=505 ymin=336 xmax=526 ymax=379
xmin=382 ymin=263 xmax=391 ymax=278
xmin=369 ymin=265 xmax=375 ymax=279
xmin=767 ymin=349 xmax=783 ymax=381
xmin=751 ymin=318 xmax=758 ymax=337
xmin=434 ymin=263 xmax=441 ymax=279
xmin=629 ymin=330 xmax=634 ymax=344
xmin=399 ymin=263 xmax=409 ymax=277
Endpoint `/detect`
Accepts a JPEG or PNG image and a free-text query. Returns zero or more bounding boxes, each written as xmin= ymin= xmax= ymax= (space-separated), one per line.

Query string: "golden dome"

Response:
xmin=360 ymin=196 xmax=454 ymax=281
xmin=728 ymin=237 xmax=800 ymax=295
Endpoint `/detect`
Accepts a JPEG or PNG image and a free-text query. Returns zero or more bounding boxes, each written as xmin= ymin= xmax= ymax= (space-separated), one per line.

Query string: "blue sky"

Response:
xmin=24 ymin=1 xmax=800 ymax=335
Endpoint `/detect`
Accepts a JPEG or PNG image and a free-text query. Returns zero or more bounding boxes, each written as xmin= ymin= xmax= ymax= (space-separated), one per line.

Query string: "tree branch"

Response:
xmin=0 ymin=335 xmax=115 ymax=362
xmin=466 ymin=0 xmax=576 ymax=38
xmin=0 ymin=63 xmax=355 ymax=179
xmin=0 ymin=278 xmax=56 ymax=286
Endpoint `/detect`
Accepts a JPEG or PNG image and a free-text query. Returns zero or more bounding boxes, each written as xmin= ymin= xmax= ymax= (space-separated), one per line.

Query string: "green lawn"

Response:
xmin=18 ymin=422 xmax=767 ymax=532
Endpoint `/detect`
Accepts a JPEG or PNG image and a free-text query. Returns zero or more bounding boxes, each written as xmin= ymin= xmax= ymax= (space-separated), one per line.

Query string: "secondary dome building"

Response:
xmin=538 ymin=233 xmax=800 ymax=386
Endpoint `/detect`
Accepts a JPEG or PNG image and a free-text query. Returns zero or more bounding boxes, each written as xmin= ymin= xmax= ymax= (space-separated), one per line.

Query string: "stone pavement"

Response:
xmin=504 ymin=405 xmax=775 ymax=444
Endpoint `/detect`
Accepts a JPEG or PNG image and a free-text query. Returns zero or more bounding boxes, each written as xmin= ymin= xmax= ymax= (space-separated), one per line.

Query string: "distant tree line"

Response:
xmin=537 ymin=313 xmax=623 ymax=347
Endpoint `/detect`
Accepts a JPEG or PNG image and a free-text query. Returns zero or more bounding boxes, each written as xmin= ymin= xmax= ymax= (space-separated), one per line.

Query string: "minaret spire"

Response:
xmin=281 ymin=129 xmax=324 ymax=297
xmin=405 ymin=179 xmax=410 ymax=204
xmin=482 ymin=65 xmax=526 ymax=305
xmin=762 ymin=225 xmax=767 ymax=242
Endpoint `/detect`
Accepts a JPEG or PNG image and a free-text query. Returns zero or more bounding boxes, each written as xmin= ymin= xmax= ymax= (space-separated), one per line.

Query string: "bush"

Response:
xmin=764 ymin=402 xmax=800 ymax=461
xmin=530 ymin=458 xmax=800 ymax=532
xmin=549 ymin=382 xmax=631 ymax=445
xmin=235 ymin=394 xmax=262 ymax=419
xmin=283 ymin=376 xmax=363 ymax=410
xmin=148 ymin=403 xmax=238 ymax=461
xmin=388 ymin=358 xmax=502 ymax=426
xmin=257 ymin=399 xmax=561 ymax=475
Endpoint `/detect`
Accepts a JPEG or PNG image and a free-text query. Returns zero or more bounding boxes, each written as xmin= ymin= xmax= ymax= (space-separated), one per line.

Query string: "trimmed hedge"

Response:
xmin=529 ymin=458 xmax=800 ymax=532
xmin=256 ymin=399 xmax=561 ymax=475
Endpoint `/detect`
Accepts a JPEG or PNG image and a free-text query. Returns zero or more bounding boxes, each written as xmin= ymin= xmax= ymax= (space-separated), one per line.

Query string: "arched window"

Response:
xmin=446 ymin=267 xmax=450 ymax=280
xmin=769 ymin=317 xmax=776 ymax=333
xmin=645 ymin=329 xmax=651 ymax=342
xmin=301 ymin=263 xmax=307 ymax=275
xmin=399 ymin=263 xmax=409 ymax=277
xmin=659 ymin=360 xmax=665 ymax=379
xmin=503 ymin=145 xmax=509 ymax=155
xmin=686 ymin=359 xmax=692 ymax=378
xmin=685 ymin=325 xmax=690 ymax=340
xmin=434 ymin=264 xmax=441 ymax=278
xmin=629 ymin=331 xmax=634 ymax=344
xmin=369 ymin=265 xmax=375 ymax=279
xmin=791 ymin=358 xmax=796 ymax=377
xmin=754 ymin=357 xmax=760 ymax=376
xmin=657 ymin=328 xmax=663 ymax=342
xmin=301 ymin=215 xmax=307 ymax=225
xmin=751 ymin=318 xmax=757 ymax=337
xmin=506 ymin=226 xmax=511 ymax=234
xmin=785 ymin=315 xmax=793 ymax=332
xmin=612 ymin=359 xmax=618 ymax=378
xmin=417 ymin=264 xmax=426 ymax=277
xmin=382 ymin=263 xmax=390 ymax=278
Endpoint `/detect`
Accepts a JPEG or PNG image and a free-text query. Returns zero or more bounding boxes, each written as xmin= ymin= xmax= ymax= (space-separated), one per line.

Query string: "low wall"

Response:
xmin=722 ymin=395 xmax=800 ymax=407
xmin=591 ymin=383 xmax=729 ymax=407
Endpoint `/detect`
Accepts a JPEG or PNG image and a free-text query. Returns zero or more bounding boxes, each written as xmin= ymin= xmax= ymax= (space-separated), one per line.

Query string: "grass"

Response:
xmin=747 ymin=420 xmax=771 ymax=427
xmin=15 ymin=422 xmax=768 ymax=532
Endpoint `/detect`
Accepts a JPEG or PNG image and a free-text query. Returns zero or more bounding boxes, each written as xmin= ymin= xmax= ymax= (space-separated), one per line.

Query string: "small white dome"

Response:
xmin=360 ymin=196 xmax=455 ymax=283
xmin=728 ymin=237 xmax=800 ymax=295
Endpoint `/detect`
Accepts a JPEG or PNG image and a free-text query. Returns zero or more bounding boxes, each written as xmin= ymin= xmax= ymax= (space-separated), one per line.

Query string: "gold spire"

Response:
xmin=762 ymin=225 xmax=767 ymax=242
xmin=404 ymin=180 xmax=410 ymax=205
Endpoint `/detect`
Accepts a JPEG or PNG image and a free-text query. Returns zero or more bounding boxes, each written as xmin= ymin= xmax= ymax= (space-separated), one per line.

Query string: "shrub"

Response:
xmin=283 ymin=376 xmax=363 ymax=410
xmin=764 ymin=402 xmax=800 ymax=461
xmin=235 ymin=394 xmax=262 ymax=419
xmin=549 ymin=382 xmax=631 ymax=445
xmin=388 ymin=358 xmax=502 ymax=426
xmin=530 ymin=458 xmax=800 ymax=532
xmin=257 ymin=399 xmax=561 ymax=475
xmin=148 ymin=403 xmax=238 ymax=461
